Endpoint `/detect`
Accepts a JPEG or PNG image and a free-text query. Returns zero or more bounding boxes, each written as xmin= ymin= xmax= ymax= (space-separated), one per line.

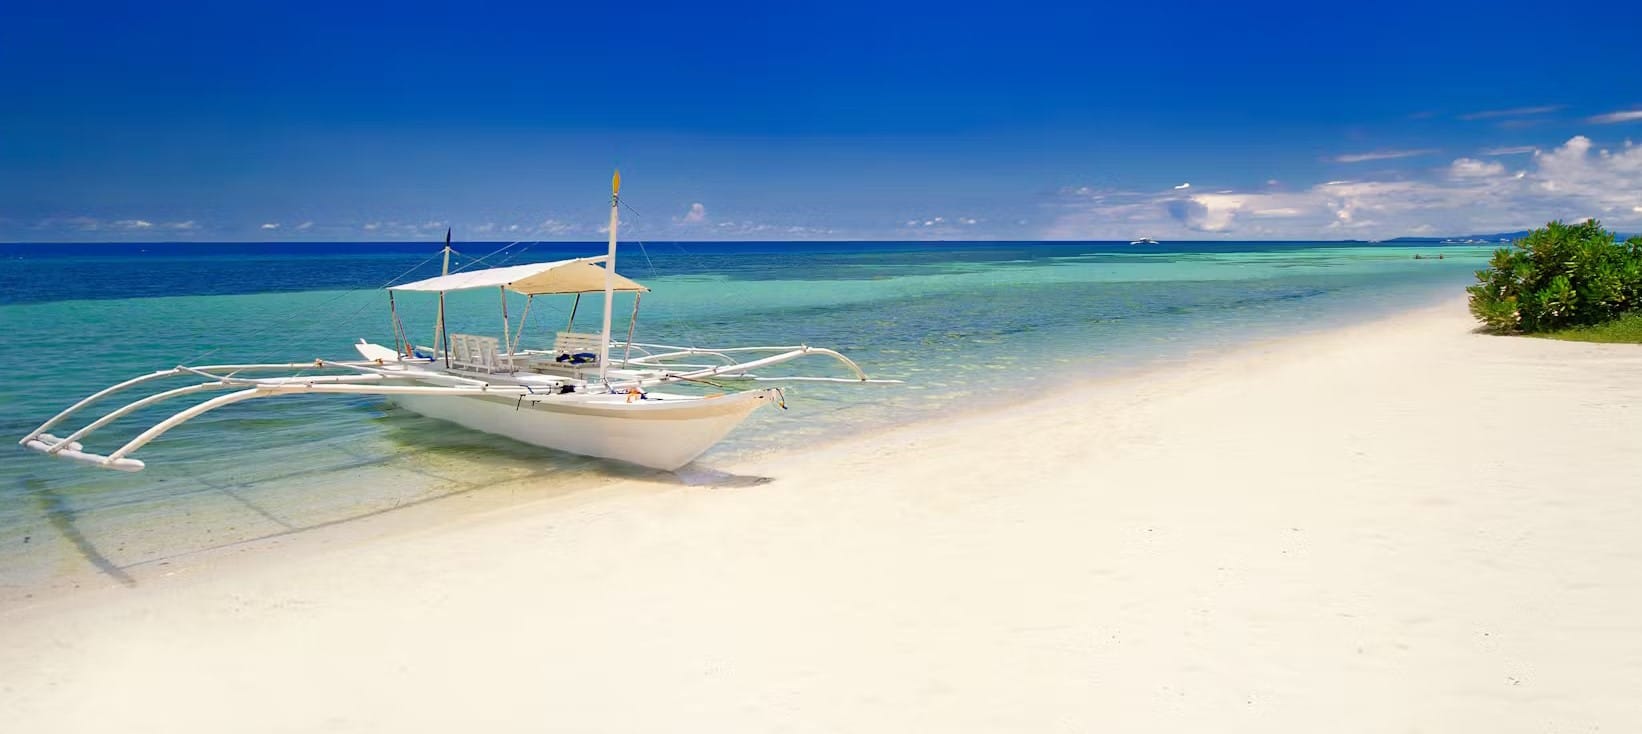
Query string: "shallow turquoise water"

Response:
xmin=0 ymin=241 xmax=1491 ymax=591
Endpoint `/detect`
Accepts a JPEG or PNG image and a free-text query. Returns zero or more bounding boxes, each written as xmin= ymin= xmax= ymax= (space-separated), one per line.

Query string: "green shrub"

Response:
xmin=1466 ymin=220 xmax=1642 ymax=333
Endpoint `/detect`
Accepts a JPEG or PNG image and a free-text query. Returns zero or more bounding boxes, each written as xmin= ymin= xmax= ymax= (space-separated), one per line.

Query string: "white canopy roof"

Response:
xmin=389 ymin=257 xmax=648 ymax=295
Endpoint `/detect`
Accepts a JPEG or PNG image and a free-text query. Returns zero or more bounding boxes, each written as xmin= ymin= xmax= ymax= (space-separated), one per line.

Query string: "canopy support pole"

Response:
xmin=513 ymin=294 xmax=534 ymax=356
xmin=567 ymin=294 xmax=581 ymax=331
xmin=433 ymin=229 xmax=452 ymax=366
xmin=438 ymin=293 xmax=450 ymax=368
xmin=623 ymin=293 xmax=642 ymax=367
xmin=388 ymin=291 xmax=405 ymax=357
xmin=500 ymin=287 xmax=513 ymax=365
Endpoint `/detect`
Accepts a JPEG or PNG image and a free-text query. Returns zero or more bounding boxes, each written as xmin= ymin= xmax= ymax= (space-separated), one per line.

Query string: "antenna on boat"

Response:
xmin=434 ymin=227 xmax=452 ymax=367
xmin=598 ymin=171 xmax=620 ymax=383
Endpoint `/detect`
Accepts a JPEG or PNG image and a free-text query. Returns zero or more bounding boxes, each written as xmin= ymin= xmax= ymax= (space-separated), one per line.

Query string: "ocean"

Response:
xmin=0 ymin=240 xmax=1492 ymax=596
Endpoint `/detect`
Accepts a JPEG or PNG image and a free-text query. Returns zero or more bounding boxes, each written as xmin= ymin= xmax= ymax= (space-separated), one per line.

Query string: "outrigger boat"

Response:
xmin=19 ymin=173 xmax=895 ymax=472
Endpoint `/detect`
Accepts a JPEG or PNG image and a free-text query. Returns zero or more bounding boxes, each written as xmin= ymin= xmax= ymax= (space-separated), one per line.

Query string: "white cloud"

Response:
xmin=1332 ymin=149 xmax=1440 ymax=164
xmin=1170 ymin=193 xmax=1246 ymax=231
xmin=1173 ymin=182 xmax=1191 ymax=190
xmin=1589 ymin=109 xmax=1642 ymax=124
xmin=25 ymin=216 xmax=198 ymax=235
xmin=296 ymin=221 xmax=314 ymax=231
xmin=260 ymin=222 xmax=280 ymax=230
xmin=1460 ymin=105 xmax=1561 ymax=121
xmin=1047 ymin=135 xmax=1642 ymax=240
xmin=363 ymin=222 xmax=381 ymax=231
xmin=710 ymin=218 xmax=836 ymax=238
xmin=1483 ymin=145 xmax=1537 ymax=156
xmin=898 ymin=214 xmax=986 ymax=238
xmin=1448 ymin=158 xmax=1507 ymax=178
xmin=536 ymin=219 xmax=574 ymax=235
xmin=32 ymin=216 xmax=101 ymax=231
xmin=680 ymin=202 xmax=708 ymax=225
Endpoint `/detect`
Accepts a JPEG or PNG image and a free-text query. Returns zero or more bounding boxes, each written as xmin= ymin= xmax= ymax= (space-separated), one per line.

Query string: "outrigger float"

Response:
xmin=19 ymin=173 xmax=895 ymax=471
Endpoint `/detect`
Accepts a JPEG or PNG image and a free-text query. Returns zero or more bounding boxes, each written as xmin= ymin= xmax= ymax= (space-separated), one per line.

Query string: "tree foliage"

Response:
xmin=1466 ymin=220 xmax=1642 ymax=333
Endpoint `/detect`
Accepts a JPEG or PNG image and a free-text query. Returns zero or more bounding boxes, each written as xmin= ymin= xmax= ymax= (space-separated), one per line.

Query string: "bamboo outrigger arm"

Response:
xmin=17 ymin=362 xmax=387 ymax=449
xmin=20 ymin=375 xmax=549 ymax=472
xmin=655 ymin=346 xmax=882 ymax=383
xmin=626 ymin=344 xmax=901 ymax=384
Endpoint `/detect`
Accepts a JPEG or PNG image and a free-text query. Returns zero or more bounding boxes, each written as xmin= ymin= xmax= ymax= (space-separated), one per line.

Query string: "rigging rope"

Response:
xmin=176 ymin=248 xmax=448 ymax=367
xmin=443 ymin=237 xmax=546 ymax=277
xmin=616 ymin=201 xmax=831 ymax=391
xmin=612 ymin=200 xmax=714 ymax=350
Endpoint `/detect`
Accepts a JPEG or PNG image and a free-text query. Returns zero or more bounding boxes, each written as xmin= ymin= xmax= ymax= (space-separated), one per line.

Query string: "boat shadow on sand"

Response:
xmin=24 ymin=478 xmax=136 ymax=588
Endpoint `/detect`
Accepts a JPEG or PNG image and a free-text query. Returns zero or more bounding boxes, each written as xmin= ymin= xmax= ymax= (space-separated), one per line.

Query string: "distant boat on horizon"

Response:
xmin=1129 ymin=237 xmax=1160 ymax=245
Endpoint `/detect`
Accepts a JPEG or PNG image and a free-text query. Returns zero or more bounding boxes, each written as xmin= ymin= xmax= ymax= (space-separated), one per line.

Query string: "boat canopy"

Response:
xmin=390 ymin=257 xmax=649 ymax=295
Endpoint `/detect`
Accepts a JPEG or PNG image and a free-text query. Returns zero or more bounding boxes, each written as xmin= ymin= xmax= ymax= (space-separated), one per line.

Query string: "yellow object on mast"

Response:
xmin=598 ymin=171 xmax=620 ymax=382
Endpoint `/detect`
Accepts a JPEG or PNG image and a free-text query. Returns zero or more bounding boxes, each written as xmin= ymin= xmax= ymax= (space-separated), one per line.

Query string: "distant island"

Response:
xmin=1386 ymin=229 xmax=1638 ymax=244
xmin=1383 ymin=231 xmax=1533 ymax=244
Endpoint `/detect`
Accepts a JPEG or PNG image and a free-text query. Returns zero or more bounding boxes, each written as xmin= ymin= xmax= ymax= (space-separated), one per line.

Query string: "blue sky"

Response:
xmin=4 ymin=0 xmax=1640 ymax=242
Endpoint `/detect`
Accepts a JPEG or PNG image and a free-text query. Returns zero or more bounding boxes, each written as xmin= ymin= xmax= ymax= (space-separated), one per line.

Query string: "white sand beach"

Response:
xmin=3 ymin=298 xmax=1640 ymax=732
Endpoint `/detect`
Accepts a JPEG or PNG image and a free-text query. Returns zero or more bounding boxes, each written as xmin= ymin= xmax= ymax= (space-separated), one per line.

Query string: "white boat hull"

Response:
xmin=390 ymin=388 xmax=777 ymax=470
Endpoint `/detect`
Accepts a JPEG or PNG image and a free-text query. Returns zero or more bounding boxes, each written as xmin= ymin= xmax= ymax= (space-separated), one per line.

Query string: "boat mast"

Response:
xmin=435 ymin=228 xmax=452 ymax=367
xmin=598 ymin=170 xmax=620 ymax=383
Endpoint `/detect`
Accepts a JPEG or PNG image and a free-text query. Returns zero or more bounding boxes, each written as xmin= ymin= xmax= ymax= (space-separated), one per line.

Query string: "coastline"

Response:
xmin=0 ymin=284 xmax=1463 ymax=609
xmin=4 ymin=296 xmax=1640 ymax=731
xmin=0 ymin=242 xmax=1492 ymax=591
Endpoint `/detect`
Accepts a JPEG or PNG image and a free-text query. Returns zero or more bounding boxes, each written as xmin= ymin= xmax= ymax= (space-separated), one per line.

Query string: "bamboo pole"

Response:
xmin=598 ymin=170 xmax=621 ymax=382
